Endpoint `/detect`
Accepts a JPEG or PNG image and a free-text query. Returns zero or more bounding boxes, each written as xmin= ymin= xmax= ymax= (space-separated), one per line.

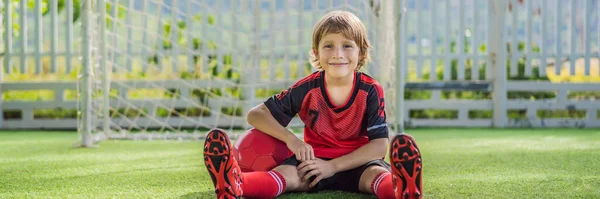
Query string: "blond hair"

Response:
xmin=309 ymin=10 xmax=372 ymax=70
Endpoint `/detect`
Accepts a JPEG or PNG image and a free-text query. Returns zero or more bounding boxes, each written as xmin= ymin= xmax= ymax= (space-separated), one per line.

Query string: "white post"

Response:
xmin=98 ymin=0 xmax=110 ymax=135
xmin=540 ymin=0 xmax=547 ymax=77
xmin=216 ymin=0 xmax=224 ymax=76
xmin=569 ymin=0 xmax=576 ymax=75
xmin=444 ymin=0 xmax=451 ymax=80
xmin=430 ymin=1 xmax=437 ymax=81
xmin=510 ymin=0 xmax=518 ymax=77
xmin=395 ymin=0 xmax=407 ymax=133
xmin=110 ymin=0 xmax=119 ymax=73
xmin=19 ymin=0 xmax=27 ymax=74
xmin=554 ymin=0 xmax=562 ymax=75
xmin=186 ymin=0 xmax=194 ymax=72
xmin=80 ymin=0 xmax=94 ymax=147
xmin=1 ymin=0 xmax=10 ymax=128
xmin=415 ymin=0 xmax=422 ymax=78
xmin=51 ymin=0 xmax=58 ymax=73
xmin=171 ymin=0 xmax=178 ymax=73
xmin=141 ymin=0 xmax=149 ymax=73
xmin=458 ymin=0 xmax=465 ymax=80
xmin=472 ymin=1 xmax=480 ymax=80
xmin=241 ymin=0 xmax=260 ymax=128
xmin=34 ymin=0 xmax=42 ymax=74
xmin=200 ymin=2 xmax=208 ymax=75
xmin=489 ymin=0 xmax=507 ymax=128
xmin=583 ymin=0 xmax=591 ymax=76
xmin=66 ymin=0 xmax=74 ymax=73
xmin=525 ymin=0 xmax=532 ymax=77
xmin=126 ymin=0 xmax=134 ymax=72
xmin=377 ymin=0 xmax=395 ymax=129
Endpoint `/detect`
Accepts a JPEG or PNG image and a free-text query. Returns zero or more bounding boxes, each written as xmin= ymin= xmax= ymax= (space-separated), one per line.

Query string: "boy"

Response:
xmin=203 ymin=10 xmax=422 ymax=199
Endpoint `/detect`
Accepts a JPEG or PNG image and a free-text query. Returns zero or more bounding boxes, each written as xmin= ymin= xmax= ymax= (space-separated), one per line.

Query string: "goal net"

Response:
xmin=79 ymin=0 xmax=399 ymax=145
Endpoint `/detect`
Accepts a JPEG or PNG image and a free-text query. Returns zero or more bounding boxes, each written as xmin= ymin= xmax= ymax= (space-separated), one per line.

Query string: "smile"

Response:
xmin=328 ymin=63 xmax=348 ymax=66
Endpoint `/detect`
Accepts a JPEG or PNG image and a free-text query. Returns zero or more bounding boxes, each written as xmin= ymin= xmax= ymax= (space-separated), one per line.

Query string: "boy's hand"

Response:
xmin=286 ymin=138 xmax=315 ymax=162
xmin=297 ymin=159 xmax=336 ymax=187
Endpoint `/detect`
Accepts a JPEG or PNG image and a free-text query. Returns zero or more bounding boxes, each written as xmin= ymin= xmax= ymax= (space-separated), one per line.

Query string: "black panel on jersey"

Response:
xmin=365 ymin=88 xmax=388 ymax=140
xmin=360 ymin=73 xmax=389 ymax=140
xmin=264 ymin=72 xmax=320 ymax=127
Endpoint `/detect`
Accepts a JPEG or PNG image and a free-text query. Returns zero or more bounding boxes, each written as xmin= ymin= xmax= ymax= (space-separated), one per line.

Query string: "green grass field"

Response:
xmin=1 ymin=128 xmax=599 ymax=198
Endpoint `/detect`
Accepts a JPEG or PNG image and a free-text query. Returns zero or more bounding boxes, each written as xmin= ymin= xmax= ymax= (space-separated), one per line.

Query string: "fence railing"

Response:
xmin=394 ymin=0 xmax=599 ymax=129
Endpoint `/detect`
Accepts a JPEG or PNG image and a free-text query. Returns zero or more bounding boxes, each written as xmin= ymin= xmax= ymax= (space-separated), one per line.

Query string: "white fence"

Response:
xmin=396 ymin=0 xmax=600 ymax=129
xmin=1 ymin=0 xmax=599 ymax=133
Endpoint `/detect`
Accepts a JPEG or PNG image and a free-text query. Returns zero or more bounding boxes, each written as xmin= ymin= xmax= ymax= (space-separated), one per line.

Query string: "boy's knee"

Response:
xmin=359 ymin=165 xmax=389 ymax=193
xmin=273 ymin=165 xmax=311 ymax=192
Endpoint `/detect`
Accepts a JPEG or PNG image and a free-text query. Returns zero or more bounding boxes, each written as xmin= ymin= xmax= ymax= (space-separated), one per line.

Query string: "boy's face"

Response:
xmin=314 ymin=33 xmax=360 ymax=79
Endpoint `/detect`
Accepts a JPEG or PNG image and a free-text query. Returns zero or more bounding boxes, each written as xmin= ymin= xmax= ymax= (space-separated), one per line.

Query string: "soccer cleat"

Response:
xmin=390 ymin=133 xmax=422 ymax=199
xmin=203 ymin=129 xmax=243 ymax=199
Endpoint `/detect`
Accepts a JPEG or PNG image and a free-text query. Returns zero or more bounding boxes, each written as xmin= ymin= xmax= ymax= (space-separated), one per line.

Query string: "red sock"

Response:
xmin=241 ymin=171 xmax=286 ymax=198
xmin=372 ymin=172 xmax=394 ymax=199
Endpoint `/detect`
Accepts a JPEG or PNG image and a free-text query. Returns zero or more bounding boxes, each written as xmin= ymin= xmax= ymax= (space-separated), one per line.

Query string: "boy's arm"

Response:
xmin=247 ymin=104 xmax=316 ymax=161
xmin=329 ymin=137 xmax=388 ymax=172
xmin=297 ymin=137 xmax=388 ymax=187
xmin=247 ymin=104 xmax=298 ymax=143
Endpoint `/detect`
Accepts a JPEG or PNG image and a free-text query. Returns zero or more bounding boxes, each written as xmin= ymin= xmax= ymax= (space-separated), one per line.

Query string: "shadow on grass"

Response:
xmin=179 ymin=190 xmax=377 ymax=199
xmin=278 ymin=191 xmax=377 ymax=199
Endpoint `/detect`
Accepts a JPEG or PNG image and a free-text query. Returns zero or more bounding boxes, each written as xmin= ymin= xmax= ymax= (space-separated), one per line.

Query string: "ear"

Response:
xmin=312 ymin=48 xmax=318 ymax=56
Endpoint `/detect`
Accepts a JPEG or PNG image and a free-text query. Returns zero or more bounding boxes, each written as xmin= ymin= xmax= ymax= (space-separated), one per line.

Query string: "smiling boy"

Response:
xmin=203 ymin=10 xmax=423 ymax=199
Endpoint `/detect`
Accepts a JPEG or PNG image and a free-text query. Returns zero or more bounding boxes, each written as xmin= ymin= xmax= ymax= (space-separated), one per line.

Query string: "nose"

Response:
xmin=332 ymin=46 xmax=344 ymax=59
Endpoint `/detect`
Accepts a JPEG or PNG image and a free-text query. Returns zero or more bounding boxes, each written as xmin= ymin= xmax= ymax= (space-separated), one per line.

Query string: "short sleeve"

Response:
xmin=365 ymin=83 xmax=389 ymax=140
xmin=263 ymin=86 xmax=306 ymax=127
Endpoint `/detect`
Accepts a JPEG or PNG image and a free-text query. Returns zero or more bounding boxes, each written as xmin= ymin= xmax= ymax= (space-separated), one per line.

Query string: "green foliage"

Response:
xmin=2 ymin=1 xmax=22 ymax=37
xmin=144 ymin=13 xmax=244 ymax=116
xmin=410 ymin=109 xmax=457 ymax=119
xmin=469 ymin=110 xmax=493 ymax=119
xmin=154 ymin=107 xmax=211 ymax=118
xmin=148 ymin=17 xmax=218 ymax=65
xmin=105 ymin=1 xmax=126 ymax=27
xmin=2 ymin=0 xmax=122 ymax=37
xmin=568 ymin=91 xmax=600 ymax=100
xmin=34 ymin=108 xmax=78 ymax=119
xmin=221 ymin=107 xmax=243 ymax=117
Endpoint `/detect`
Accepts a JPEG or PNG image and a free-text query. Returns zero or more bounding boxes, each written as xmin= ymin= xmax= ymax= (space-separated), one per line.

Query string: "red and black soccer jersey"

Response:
xmin=264 ymin=70 xmax=388 ymax=159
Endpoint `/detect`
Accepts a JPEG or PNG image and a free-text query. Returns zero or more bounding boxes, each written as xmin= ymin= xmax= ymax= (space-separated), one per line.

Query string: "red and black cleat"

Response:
xmin=390 ymin=133 xmax=423 ymax=199
xmin=203 ymin=129 xmax=243 ymax=199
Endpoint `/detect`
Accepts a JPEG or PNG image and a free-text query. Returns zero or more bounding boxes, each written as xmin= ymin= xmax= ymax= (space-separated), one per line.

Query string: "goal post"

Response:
xmin=78 ymin=0 xmax=95 ymax=147
xmin=78 ymin=0 xmax=400 ymax=145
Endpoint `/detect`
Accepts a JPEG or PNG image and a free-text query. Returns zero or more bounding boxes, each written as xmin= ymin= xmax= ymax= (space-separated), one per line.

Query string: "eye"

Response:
xmin=324 ymin=44 xmax=332 ymax=48
xmin=344 ymin=45 xmax=353 ymax=48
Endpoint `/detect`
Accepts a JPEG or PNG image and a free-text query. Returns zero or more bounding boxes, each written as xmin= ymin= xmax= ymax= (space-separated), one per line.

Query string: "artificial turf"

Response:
xmin=1 ymin=128 xmax=599 ymax=198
